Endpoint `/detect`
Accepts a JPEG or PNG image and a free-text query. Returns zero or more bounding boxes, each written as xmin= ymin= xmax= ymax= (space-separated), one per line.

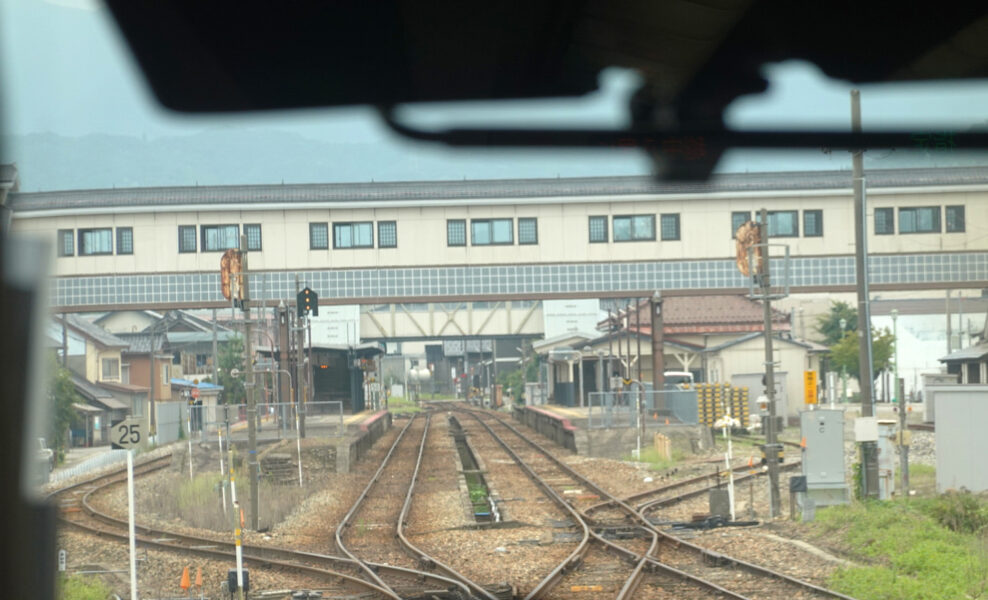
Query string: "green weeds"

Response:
xmin=811 ymin=491 xmax=988 ymax=599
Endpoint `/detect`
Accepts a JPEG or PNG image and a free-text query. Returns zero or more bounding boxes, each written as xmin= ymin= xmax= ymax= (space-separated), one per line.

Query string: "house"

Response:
xmin=51 ymin=315 xmax=149 ymax=445
xmin=939 ymin=307 xmax=988 ymax=384
xmin=533 ymin=295 xmax=826 ymax=417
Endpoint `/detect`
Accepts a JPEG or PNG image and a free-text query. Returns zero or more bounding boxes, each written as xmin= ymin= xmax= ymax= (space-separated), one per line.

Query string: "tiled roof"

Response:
xmin=116 ymin=333 xmax=167 ymax=353
xmin=60 ymin=314 xmax=129 ymax=348
xmin=663 ymin=295 xmax=788 ymax=327
xmin=9 ymin=166 xmax=988 ymax=212
xmin=604 ymin=294 xmax=789 ymax=334
xmin=70 ymin=374 xmax=130 ymax=410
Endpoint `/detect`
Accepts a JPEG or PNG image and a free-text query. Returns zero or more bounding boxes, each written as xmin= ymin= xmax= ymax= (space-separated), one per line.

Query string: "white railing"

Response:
xmin=50 ymin=449 xmax=128 ymax=484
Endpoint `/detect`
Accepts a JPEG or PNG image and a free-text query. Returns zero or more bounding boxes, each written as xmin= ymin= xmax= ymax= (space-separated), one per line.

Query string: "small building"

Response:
xmin=938 ymin=310 xmax=988 ymax=384
xmin=533 ymin=295 xmax=826 ymax=417
xmin=69 ymin=374 xmax=131 ymax=446
xmin=939 ymin=342 xmax=988 ymax=384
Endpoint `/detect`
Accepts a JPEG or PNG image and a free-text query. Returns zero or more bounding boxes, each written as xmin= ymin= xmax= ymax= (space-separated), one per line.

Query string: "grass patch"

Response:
xmin=386 ymin=396 xmax=423 ymax=414
xmin=58 ymin=574 xmax=113 ymax=600
xmin=623 ymin=446 xmax=684 ymax=471
xmin=908 ymin=464 xmax=937 ymax=497
xmin=141 ymin=465 xmax=311 ymax=531
xmin=810 ymin=492 xmax=988 ymax=599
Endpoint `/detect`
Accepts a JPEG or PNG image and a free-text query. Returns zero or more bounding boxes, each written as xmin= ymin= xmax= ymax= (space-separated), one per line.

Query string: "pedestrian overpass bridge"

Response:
xmin=8 ymin=167 xmax=986 ymax=318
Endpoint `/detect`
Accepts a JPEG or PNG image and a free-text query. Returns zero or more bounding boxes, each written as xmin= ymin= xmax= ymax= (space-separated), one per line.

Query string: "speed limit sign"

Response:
xmin=111 ymin=418 xmax=147 ymax=450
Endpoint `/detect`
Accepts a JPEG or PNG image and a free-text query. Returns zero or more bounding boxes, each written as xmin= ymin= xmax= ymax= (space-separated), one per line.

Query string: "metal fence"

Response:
xmin=586 ymin=389 xmax=699 ymax=429
xmin=197 ymin=401 xmax=345 ymax=443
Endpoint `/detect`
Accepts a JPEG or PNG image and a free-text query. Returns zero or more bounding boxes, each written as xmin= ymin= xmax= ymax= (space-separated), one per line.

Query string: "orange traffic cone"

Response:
xmin=664 ymin=418 xmax=669 ymax=425
xmin=180 ymin=565 xmax=191 ymax=591
xmin=195 ymin=566 xmax=202 ymax=589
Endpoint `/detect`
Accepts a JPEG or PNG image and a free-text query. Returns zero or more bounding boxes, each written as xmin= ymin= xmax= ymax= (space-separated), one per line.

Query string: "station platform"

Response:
xmin=344 ymin=409 xmax=379 ymax=425
xmin=514 ymin=403 xmax=712 ymax=460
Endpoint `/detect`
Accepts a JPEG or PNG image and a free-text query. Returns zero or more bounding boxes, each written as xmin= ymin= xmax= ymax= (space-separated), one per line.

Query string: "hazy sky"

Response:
xmin=2 ymin=0 xmax=987 ymax=180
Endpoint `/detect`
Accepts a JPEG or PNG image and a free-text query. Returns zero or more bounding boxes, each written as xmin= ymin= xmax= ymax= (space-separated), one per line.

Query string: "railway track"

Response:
xmin=336 ymin=412 xmax=497 ymax=599
xmin=458 ymin=408 xmax=758 ymax=600
xmin=51 ymin=440 xmax=484 ymax=599
xmin=452 ymin=405 xmax=856 ymax=600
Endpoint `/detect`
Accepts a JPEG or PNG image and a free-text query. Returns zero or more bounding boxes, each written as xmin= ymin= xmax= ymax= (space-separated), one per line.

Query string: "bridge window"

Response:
xmin=803 ymin=210 xmax=823 ymax=237
xmin=78 ymin=228 xmax=113 ymax=255
xmin=447 ymin=220 xmax=466 ymax=246
xmin=201 ymin=224 xmax=240 ymax=251
xmin=378 ymin=221 xmax=397 ymax=248
xmin=756 ymin=210 xmax=798 ymax=237
xmin=310 ymin=223 xmax=329 ymax=249
xmin=116 ymin=227 xmax=133 ymax=254
xmin=244 ymin=224 xmax=262 ymax=251
xmin=874 ymin=208 xmax=894 ymax=235
xmin=471 ymin=218 xmax=513 ymax=245
xmin=660 ymin=214 xmax=680 ymax=241
xmin=899 ymin=206 xmax=940 ymax=234
xmin=588 ymin=216 xmax=608 ymax=243
xmin=613 ymin=214 xmax=655 ymax=242
xmin=946 ymin=206 xmax=965 ymax=233
xmin=731 ymin=212 xmax=750 ymax=238
xmin=57 ymin=229 xmax=74 ymax=257
xmin=178 ymin=226 xmax=197 ymax=252
xmin=518 ymin=218 xmax=538 ymax=245
xmin=334 ymin=222 xmax=374 ymax=248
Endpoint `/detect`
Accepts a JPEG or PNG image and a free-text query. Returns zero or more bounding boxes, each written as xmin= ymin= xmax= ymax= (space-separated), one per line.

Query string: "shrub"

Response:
xmin=925 ymin=490 xmax=988 ymax=534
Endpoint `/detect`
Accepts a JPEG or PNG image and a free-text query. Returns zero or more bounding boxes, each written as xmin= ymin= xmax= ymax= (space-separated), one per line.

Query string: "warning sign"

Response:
xmin=803 ymin=370 xmax=818 ymax=404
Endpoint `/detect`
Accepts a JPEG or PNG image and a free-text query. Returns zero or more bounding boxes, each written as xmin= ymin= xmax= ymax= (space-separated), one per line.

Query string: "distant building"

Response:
xmin=533 ymin=294 xmax=826 ymax=416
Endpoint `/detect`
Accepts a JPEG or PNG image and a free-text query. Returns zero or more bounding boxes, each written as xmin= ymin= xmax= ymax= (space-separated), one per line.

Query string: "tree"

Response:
xmin=217 ymin=335 xmax=246 ymax=404
xmin=48 ymin=356 xmax=80 ymax=463
xmin=815 ymin=300 xmax=858 ymax=345
xmin=829 ymin=327 xmax=895 ymax=383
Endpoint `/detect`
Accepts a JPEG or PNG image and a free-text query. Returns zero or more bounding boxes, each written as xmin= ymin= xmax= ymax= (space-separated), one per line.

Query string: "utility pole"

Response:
xmin=946 ymin=290 xmax=952 ymax=354
xmin=892 ymin=309 xmax=909 ymax=497
xmin=851 ymin=89 xmax=879 ymax=500
xmin=61 ymin=313 xmax=68 ymax=368
xmin=650 ymin=291 xmax=664 ymax=410
xmin=759 ymin=208 xmax=782 ymax=518
xmin=241 ymin=235 xmax=260 ymax=531
xmin=278 ymin=301 xmax=291 ymax=433
xmin=212 ymin=308 xmax=220 ymax=384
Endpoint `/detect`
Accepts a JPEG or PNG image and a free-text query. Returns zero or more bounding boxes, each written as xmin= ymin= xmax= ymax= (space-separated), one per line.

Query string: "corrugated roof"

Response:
xmin=60 ymin=315 xmax=129 ymax=348
xmin=9 ymin=166 xmax=988 ymax=212
xmin=939 ymin=342 xmax=988 ymax=363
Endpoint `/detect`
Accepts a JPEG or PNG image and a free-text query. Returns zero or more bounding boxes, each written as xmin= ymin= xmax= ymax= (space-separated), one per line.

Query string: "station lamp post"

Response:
xmin=839 ymin=318 xmax=848 ymax=403
xmin=891 ymin=310 xmax=899 ymax=405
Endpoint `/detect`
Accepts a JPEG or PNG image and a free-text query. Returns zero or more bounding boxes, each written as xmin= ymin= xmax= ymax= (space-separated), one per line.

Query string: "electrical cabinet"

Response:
xmin=800 ymin=409 xmax=849 ymax=506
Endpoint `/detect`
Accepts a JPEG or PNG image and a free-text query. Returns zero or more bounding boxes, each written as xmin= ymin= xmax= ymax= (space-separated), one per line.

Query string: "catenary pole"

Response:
xmin=851 ymin=89 xmax=879 ymax=499
xmin=241 ymin=234 xmax=260 ymax=530
xmin=759 ymin=208 xmax=781 ymax=518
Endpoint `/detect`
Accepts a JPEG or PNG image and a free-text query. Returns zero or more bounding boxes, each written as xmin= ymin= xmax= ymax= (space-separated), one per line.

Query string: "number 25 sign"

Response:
xmin=111 ymin=418 xmax=147 ymax=450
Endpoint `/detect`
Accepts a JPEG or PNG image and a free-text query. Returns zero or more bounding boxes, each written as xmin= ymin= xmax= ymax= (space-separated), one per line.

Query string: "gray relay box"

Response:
xmin=799 ymin=409 xmax=849 ymax=506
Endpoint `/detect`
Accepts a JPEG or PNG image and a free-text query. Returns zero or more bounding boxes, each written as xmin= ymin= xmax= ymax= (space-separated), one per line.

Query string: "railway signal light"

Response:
xmin=297 ymin=287 xmax=319 ymax=318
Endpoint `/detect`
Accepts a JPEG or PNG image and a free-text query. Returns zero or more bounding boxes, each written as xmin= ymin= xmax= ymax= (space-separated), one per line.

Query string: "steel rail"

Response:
xmin=463 ymin=406 xmax=858 ymax=600
xmin=587 ymin=437 xmax=803 ymax=516
xmin=397 ymin=414 xmax=500 ymax=600
xmin=51 ymin=456 xmax=396 ymax=598
xmin=459 ymin=410 xmax=744 ymax=600
xmin=52 ymin=441 xmax=470 ymax=598
xmin=334 ymin=413 xmax=474 ymax=600
xmin=636 ymin=461 xmax=801 ymax=515
xmin=452 ymin=413 xmax=591 ymax=600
